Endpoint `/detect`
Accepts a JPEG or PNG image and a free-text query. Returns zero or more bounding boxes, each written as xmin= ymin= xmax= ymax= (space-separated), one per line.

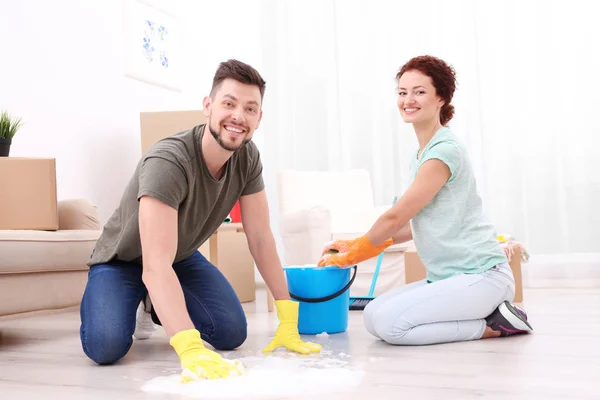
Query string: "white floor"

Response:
xmin=1 ymin=263 xmax=599 ymax=400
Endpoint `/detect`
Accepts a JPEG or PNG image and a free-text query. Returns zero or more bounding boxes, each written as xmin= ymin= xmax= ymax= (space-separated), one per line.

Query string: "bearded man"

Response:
xmin=80 ymin=59 xmax=321 ymax=382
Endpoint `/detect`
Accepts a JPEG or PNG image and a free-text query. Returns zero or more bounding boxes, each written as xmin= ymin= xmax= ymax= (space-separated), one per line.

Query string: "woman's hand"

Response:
xmin=321 ymin=239 xmax=353 ymax=256
xmin=317 ymin=235 xmax=393 ymax=268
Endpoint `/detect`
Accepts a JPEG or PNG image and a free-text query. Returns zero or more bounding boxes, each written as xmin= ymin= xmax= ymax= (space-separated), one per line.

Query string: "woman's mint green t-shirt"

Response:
xmin=409 ymin=127 xmax=508 ymax=282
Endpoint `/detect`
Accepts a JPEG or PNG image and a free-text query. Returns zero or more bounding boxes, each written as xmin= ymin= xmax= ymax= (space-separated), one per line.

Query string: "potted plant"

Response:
xmin=0 ymin=110 xmax=24 ymax=157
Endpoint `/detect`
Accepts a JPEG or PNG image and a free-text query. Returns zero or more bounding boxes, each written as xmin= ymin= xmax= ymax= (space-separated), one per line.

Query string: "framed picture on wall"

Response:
xmin=122 ymin=0 xmax=180 ymax=91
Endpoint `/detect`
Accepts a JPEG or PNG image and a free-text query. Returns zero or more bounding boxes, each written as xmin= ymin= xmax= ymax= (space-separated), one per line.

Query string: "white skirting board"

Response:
xmin=522 ymin=253 xmax=600 ymax=289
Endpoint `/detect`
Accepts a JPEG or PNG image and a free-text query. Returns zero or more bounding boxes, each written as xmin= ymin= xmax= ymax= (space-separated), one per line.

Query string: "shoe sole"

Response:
xmin=513 ymin=304 xmax=527 ymax=320
xmin=499 ymin=301 xmax=533 ymax=332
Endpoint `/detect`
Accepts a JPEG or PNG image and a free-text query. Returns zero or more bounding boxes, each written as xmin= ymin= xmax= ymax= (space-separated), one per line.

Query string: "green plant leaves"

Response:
xmin=0 ymin=111 xmax=24 ymax=139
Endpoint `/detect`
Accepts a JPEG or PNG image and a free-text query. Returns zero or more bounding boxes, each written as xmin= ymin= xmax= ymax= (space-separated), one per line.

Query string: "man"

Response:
xmin=80 ymin=59 xmax=321 ymax=382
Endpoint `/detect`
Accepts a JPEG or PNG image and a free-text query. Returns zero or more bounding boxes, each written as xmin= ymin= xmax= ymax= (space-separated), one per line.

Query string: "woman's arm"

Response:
xmin=391 ymin=223 xmax=413 ymax=244
xmin=318 ymin=158 xmax=451 ymax=268
xmin=365 ymin=158 xmax=451 ymax=246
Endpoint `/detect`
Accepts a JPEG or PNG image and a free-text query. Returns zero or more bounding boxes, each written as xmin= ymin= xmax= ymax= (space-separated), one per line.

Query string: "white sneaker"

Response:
xmin=134 ymin=295 xmax=156 ymax=340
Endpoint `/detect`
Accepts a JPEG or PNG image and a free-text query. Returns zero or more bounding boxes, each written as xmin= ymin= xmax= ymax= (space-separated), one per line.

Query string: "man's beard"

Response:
xmin=209 ymin=120 xmax=251 ymax=152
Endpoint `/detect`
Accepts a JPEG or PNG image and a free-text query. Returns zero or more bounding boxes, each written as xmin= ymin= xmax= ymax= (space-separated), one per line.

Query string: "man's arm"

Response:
xmin=239 ymin=189 xmax=290 ymax=300
xmin=139 ymin=195 xmax=194 ymax=337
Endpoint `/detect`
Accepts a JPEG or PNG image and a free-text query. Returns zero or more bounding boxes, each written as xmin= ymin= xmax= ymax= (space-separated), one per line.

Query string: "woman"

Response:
xmin=318 ymin=55 xmax=532 ymax=345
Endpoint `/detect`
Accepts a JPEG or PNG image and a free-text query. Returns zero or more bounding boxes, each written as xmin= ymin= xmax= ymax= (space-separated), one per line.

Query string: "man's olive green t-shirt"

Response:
xmin=87 ymin=124 xmax=264 ymax=266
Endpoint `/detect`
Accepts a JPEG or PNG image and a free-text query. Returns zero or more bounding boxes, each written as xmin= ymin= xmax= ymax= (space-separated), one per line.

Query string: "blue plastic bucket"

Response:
xmin=283 ymin=264 xmax=357 ymax=335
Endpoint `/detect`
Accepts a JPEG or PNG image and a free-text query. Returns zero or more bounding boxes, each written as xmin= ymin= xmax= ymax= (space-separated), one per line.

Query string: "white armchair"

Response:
xmin=277 ymin=169 xmax=409 ymax=297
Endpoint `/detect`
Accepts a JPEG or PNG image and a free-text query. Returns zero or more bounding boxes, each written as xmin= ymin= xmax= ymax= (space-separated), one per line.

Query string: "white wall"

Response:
xmin=0 ymin=0 xmax=263 ymax=224
xmin=1 ymin=0 xmax=183 ymax=223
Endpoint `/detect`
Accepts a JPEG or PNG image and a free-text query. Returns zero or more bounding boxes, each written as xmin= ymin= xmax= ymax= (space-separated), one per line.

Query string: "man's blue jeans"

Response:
xmin=79 ymin=251 xmax=247 ymax=365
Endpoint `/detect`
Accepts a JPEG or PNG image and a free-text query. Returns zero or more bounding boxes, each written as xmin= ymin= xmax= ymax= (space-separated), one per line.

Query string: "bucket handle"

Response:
xmin=288 ymin=265 xmax=357 ymax=303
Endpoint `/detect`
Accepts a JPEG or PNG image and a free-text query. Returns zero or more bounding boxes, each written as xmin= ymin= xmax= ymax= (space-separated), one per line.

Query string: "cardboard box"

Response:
xmin=139 ymin=110 xmax=206 ymax=155
xmin=199 ymin=223 xmax=256 ymax=303
xmin=404 ymin=247 xmax=523 ymax=303
xmin=0 ymin=157 xmax=58 ymax=231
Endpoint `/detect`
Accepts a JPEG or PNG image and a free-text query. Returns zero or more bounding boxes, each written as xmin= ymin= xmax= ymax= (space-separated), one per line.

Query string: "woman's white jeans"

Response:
xmin=363 ymin=263 xmax=516 ymax=345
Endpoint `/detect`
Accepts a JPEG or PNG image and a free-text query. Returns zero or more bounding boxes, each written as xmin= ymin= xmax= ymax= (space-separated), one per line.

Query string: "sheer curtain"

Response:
xmin=254 ymin=0 xmax=599 ymax=258
xmin=473 ymin=0 xmax=600 ymax=257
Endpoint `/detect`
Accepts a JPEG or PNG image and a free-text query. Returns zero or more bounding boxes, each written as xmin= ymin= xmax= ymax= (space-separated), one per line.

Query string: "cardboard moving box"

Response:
xmin=140 ymin=110 xmax=207 ymax=155
xmin=404 ymin=247 xmax=524 ymax=303
xmin=0 ymin=157 xmax=58 ymax=230
xmin=199 ymin=223 xmax=256 ymax=303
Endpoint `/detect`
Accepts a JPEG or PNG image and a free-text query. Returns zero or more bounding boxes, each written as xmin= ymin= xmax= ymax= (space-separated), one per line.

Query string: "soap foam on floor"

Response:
xmin=140 ymin=354 xmax=364 ymax=399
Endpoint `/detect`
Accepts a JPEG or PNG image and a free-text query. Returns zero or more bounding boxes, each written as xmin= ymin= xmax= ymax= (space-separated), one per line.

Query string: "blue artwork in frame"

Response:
xmin=123 ymin=0 xmax=179 ymax=91
xmin=142 ymin=19 xmax=169 ymax=68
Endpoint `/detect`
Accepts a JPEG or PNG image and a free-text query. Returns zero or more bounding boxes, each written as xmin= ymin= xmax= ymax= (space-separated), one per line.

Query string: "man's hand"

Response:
xmin=170 ymin=329 xmax=246 ymax=382
xmin=318 ymin=235 xmax=393 ymax=268
xmin=263 ymin=300 xmax=322 ymax=354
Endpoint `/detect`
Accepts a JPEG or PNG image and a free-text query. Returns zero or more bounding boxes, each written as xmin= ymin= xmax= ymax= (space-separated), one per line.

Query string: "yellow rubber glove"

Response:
xmin=318 ymin=235 xmax=393 ymax=268
xmin=170 ymin=329 xmax=245 ymax=383
xmin=263 ymin=300 xmax=322 ymax=354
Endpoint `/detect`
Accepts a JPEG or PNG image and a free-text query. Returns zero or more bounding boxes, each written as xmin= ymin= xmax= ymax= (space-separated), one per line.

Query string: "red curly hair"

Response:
xmin=396 ymin=55 xmax=457 ymax=126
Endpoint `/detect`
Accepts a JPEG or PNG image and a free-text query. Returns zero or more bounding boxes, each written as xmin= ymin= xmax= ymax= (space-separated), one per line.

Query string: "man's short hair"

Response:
xmin=210 ymin=59 xmax=266 ymax=100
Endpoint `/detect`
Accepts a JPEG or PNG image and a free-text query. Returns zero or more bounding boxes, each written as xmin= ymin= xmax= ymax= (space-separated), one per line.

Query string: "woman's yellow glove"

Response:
xmin=318 ymin=235 xmax=393 ymax=268
xmin=262 ymin=300 xmax=322 ymax=354
xmin=170 ymin=329 xmax=245 ymax=383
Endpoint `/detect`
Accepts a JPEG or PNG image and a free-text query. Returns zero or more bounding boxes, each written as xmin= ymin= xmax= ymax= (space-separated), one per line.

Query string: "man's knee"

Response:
xmin=80 ymin=324 xmax=133 ymax=365
xmin=206 ymin=315 xmax=248 ymax=350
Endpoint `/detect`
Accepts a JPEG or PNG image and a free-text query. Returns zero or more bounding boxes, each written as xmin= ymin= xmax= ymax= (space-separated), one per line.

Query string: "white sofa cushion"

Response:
xmin=0 ymin=229 xmax=100 ymax=274
xmin=278 ymin=169 xmax=375 ymax=214
xmin=58 ymin=198 xmax=101 ymax=230
xmin=277 ymin=168 xmax=411 ymax=295
xmin=280 ymin=206 xmax=332 ymax=265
